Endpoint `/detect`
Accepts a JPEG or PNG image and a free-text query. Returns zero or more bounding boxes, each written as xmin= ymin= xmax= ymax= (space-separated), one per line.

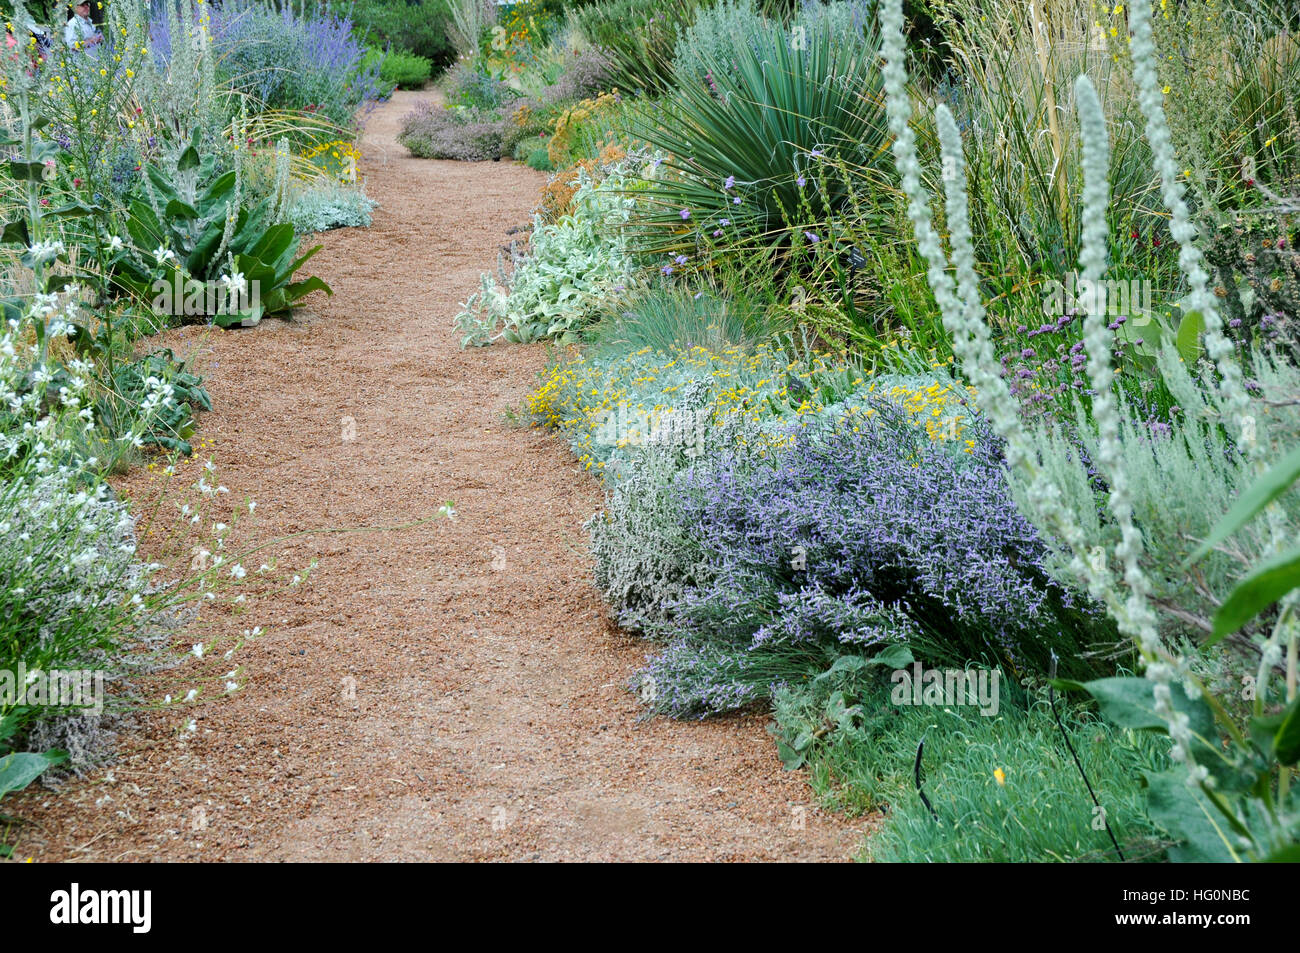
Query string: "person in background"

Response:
xmin=63 ymin=1 xmax=101 ymax=53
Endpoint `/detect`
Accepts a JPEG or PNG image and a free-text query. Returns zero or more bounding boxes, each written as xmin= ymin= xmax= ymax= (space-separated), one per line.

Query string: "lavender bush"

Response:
xmin=151 ymin=0 xmax=384 ymax=127
xmin=636 ymin=404 xmax=1108 ymax=717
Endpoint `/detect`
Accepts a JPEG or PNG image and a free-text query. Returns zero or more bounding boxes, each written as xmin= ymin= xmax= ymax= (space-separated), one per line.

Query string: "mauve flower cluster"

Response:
xmin=1000 ymin=308 xmax=1158 ymax=419
xmin=641 ymin=403 xmax=1089 ymax=717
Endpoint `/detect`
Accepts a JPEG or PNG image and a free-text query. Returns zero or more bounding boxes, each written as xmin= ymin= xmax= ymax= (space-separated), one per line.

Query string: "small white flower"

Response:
xmin=163 ymin=694 xmax=172 ymax=704
xmin=191 ymin=643 xmax=204 ymax=659
xmin=225 ymin=681 xmax=239 ymax=693
xmin=230 ymin=563 xmax=246 ymax=579
xmin=153 ymin=245 xmax=176 ymax=264
xmin=220 ymin=271 xmax=248 ymax=299
xmin=27 ymin=240 xmax=66 ymax=266
xmin=184 ymin=689 xmax=198 ymax=703
xmin=108 ymin=235 xmax=124 ymax=252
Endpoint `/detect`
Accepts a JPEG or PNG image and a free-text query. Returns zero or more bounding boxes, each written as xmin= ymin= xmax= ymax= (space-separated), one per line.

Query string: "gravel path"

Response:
xmin=16 ymin=91 xmax=868 ymax=861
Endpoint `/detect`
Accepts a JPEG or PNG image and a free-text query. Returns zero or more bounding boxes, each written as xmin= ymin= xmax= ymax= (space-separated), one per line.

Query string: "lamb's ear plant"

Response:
xmin=881 ymin=0 xmax=1298 ymax=860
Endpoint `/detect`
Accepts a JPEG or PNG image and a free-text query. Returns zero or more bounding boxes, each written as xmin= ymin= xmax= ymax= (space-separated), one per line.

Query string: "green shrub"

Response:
xmin=455 ymin=163 xmax=640 ymax=344
xmin=285 ymin=182 xmax=378 ymax=233
xmin=366 ymin=47 xmax=434 ymax=89
xmin=444 ymin=60 xmax=519 ymax=111
xmin=333 ymin=0 xmax=457 ymax=67
xmin=669 ymin=0 xmax=767 ymax=89
xmin=523 ymin=146 xmax=554 ymax=170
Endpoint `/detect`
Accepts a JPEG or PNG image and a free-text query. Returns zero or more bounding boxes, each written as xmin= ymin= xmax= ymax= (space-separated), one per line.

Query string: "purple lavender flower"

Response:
xmin=633 ymin=404 xmax=1095 ymax=716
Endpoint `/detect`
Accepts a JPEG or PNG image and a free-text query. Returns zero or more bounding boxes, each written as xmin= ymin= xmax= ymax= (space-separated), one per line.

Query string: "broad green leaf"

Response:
xmin=7 ymin=159 xmax=48 ymax=181
xmin=1075 ymin=676 xmax=1214 ymax=736
xmin=1175 ymin=309 xmax=1204 ymax=364
xmin=283 ymin=276 xmax=332 ymax=304
xmin=0 ymin=750 xmax=66 ymax=799
xmin=164 ymin=199 xmax=200 ymax=221
xmin=177 ymin=144 xmax=200 ymax=172
xmin=1272 ymin=693 xmax=1300 ymax=766
xmin=286 ymin=242 xmax=324 ymax=276
xmin=871 ymin=643 xmax=915 ymax=670
xmin=1188 ymin=444 xmax=1300 ymax=565
xmin=1 ymin=219 xmax=29 ymax=246
xmin=1212 ymin=544 xmax=1300 ymax=641
xmin=248 ymin=223 xmax=295 ymax=269
xmin=1144 ymin=769 xmax=1235 ymax=862
xmin=43 ymin=201 xmax=99 ymax=220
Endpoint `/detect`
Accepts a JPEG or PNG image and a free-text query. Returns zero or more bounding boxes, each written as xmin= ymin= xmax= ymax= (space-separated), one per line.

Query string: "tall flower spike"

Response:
xmin=879 ymin=0 xmax=965 ymax=352
xmin=1074 ymin=77 xmax=1187 ymax=756
xmin=883 ymin=0 xmax=1108 ymax=605
xmin=934 ymin=106 xmax=1027 ymax=461
xmin=1128 ymin=0 xmax=1249 ymax=451
xmin=1130 ymin=2 xmax=1293 ymax=695
xmin=885 ymin=0 xmax=1197 ymax=778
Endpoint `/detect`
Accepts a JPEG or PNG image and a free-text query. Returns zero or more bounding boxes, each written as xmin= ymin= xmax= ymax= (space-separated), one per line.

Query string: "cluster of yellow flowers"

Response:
xmin=548 ymin=91 xmax=621 ymax=167
xmin=528 ymin=341 xmax=981 ymax=474
xmin=301 ymin=139 xmax=360 ymax=183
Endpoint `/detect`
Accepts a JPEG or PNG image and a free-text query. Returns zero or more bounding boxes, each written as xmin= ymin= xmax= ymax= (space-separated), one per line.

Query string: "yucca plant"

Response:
xmin=630 ymin=15 xmax=889 ymax=271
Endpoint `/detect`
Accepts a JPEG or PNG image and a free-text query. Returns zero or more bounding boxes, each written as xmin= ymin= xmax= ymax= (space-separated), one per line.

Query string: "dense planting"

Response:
xmin=0 ymin=0 xmax=365 ymax=830
xmin=426 ymin=0 xmax=1300 ymax=861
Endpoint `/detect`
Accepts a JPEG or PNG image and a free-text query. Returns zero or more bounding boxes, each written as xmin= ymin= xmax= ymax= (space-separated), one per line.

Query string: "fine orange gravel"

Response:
xmin=16 ymin=91 xmax=871 ymax=861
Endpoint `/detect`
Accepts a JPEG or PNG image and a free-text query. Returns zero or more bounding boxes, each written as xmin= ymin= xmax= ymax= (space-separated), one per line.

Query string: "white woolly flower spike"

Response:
xmin=1128 ymin=0 xmax=1250 ymax=450
xmin=881 ymin=0 xmax=1195 ymax=775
